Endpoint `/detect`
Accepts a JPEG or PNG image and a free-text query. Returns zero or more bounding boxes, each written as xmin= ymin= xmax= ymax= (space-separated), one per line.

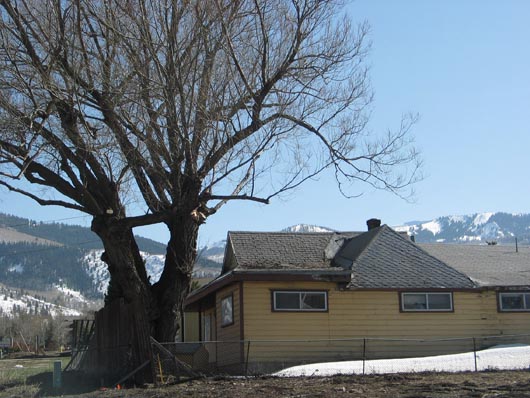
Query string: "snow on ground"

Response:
xmin=421 ymin=220 xmax=442 ymax=235
xmin=473 ymin=212 xmax=494 ymax=226
xmin=205 ymin=253 xmax=225 ymax=263
xmin=459 ymin=235 xmax=482 ymax=242
xmin=273 ymin=345 xmax=530 ymax=377
xmin=448 ymin=215 xmax=466 ymax=223
xmin=55 ymin=284 xmax=87 ymax=303
xmin=392 ymin=225 xmax=412 ymax=233
xmin=83 ymin=249 xmax=166 ymax=294
xmin=0 ymin=296 xmax=26 ymax=314
xmin=0 ymin=292 xmax=82 ymax=317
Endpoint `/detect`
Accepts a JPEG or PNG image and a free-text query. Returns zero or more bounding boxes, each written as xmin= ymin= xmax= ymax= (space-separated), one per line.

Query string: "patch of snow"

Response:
xmin=0 ymin=290 xmax=82 ymax=317
xmin=273 ymin=344 xmax=530 ymax=377
xmin=420 ymin=220 xmax=442 ymax=235
xmin=0 ymin=296 xmax=26 ymax=315
xmin=480 ymin=222 xmax=501 ymax=240
xmin=82 ymin=249 xmax=167 ymax=294
xmin=83 ymin=250 xmax=108 ymax=294
xmin=205 ymin=253 xmax=224 ymax=263
xmin=7 ymin=264 xmax=24 ymax=273
xmin=448 ymin=215 xmax=466 ymax=223
xmin=435 ymin=239 xmax=446 ymax=243
xmin=54 ymin=285 xmax=88 ymax=303
xmin=143 ymin=253 xmax=165 ymax=283
xmin=393 ymin=225 xmax=411 ymax=233
xmin=473 ymin=212 xmax=494 ymax=226
xmin=283 ymin=224 xmax=335 ymax=233
xmin=459 ymin=235 xmax=482 ymax=242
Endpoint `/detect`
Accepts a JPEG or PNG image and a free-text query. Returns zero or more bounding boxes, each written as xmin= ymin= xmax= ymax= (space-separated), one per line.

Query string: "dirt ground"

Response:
xmin=19 ymin=370 xmax=529 ymax=398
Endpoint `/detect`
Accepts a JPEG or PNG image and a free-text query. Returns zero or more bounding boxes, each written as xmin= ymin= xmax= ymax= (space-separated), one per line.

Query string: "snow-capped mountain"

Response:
xmin=82 ymin=249 xmax=221 ymax=295
xmin=200 ymin=240 xmax=227 ymax=264
xmin=282 ymin=224 xmax=335 ymax=233
xmin=394 ymin=212 xmax=530 ymax=244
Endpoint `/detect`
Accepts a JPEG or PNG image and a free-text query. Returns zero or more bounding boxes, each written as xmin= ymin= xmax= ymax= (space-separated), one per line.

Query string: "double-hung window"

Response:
xmin=401 ymin=292 xmax=453 ymax=312
xmin=499 ymin=292 xmax=530 ymax=312
xmin=272 ymin=291 xmax=327 ymax=312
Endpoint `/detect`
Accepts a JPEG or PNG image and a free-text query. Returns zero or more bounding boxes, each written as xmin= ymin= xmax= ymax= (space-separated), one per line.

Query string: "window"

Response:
xmin=499 ymin=292 xmax=530 ymax=312
xmin=272 ymin=291 xmax=327 ymax=312
xmin=401 ymin=292 xmax=453 ymax=312
xmin=203 ymin=314 xmax=211 ymax=341
xmin=220 ymin=295 xmax=234 ymax=326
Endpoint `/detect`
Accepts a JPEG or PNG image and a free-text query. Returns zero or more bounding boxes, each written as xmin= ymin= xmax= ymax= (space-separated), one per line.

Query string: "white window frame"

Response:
xmin=272 ymin=290 xmax=328 ymax=312
xmin=401 ymin=292 xmax=453 ymax=312
xmin=499 ymin=292 xmax=530 ymax=312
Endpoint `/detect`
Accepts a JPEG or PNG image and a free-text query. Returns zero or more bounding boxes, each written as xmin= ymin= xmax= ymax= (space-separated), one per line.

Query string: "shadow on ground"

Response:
xmin=26 ymin=371 xmax=101 ymax=396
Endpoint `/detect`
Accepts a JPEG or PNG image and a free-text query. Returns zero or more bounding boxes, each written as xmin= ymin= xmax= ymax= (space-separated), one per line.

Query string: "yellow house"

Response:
xmin=184 ymin=220 xmax=530 ymax=373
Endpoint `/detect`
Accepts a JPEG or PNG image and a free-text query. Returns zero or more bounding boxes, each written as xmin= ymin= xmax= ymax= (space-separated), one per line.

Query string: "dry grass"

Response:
xmin=2 ymin=358 xmax=530 ymax=398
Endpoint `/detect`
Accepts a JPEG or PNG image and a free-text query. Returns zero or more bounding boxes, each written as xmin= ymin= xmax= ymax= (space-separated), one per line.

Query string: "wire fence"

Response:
xmin=160 ymin=333 xmax=530 ymax=375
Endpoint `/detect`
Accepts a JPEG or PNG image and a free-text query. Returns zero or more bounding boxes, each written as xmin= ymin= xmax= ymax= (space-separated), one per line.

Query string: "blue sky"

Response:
xmin=1 ymin=0 xmax=530 ymax=246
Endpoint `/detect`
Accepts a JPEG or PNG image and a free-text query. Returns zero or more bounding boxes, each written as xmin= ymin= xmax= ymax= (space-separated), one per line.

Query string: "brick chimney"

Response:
xmin=366 ymin=218 xmax=381 ymax=231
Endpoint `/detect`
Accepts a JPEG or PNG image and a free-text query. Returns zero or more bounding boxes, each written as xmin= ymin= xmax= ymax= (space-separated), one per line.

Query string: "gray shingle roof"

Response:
xmin=419 ymin=243 xmax=530 ymax=287
xmin=224 ymin=231 xmax=359 ymax=272
xmin=343 ymin=226 xmax=475 ymax=289
xmin=223 ymin=227 xmax=476 ymax=289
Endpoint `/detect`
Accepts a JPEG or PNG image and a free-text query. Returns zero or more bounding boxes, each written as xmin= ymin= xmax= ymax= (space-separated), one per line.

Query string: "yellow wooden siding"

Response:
xmin=242 ymin=281 xmax=530 ymax=362
xmin=215 ymin=283 xmax=242 ymax=367
xmin=183 ymin=312 xmax=199 ymax=341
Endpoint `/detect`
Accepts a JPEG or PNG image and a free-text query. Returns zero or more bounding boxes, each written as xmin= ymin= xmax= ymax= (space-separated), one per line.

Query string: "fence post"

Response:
xmin=472 ymin=337 xmax=478 ymax=372
xmin=53 ymin=360 xmax=62 ymax=390
xmin=362 ymin=338 xmax=366 ymax=375
xmin=245 ymin=341 xmax=251 ymax=376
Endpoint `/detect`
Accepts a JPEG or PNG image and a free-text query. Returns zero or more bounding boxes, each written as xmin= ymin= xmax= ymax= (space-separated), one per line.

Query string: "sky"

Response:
xmin=1 ymin=0 xmax=530 ymax=246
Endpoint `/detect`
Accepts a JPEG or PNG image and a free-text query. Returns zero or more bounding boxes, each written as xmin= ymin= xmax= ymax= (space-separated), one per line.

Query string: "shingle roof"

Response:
xmin=340 ymin=226 xmax=475 ymax=289
xmin=223 ymin=227 xmax=476 ymax=289
xmin=224 ymin=231 xmax=359 ymax=272
xmin=419 ymin=243 xmax=530 ymax=287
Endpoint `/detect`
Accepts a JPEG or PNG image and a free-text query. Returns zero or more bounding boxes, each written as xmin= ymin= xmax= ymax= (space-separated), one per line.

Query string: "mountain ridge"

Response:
xmin=2 ymin=211 xmax=530 ymax=308
xmin=394 ymin=212 xmax=530 ymax=244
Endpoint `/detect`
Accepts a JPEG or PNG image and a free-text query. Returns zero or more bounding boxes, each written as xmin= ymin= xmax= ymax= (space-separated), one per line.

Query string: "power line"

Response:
xmin=0 ymin=214 xmax=91 ymax=229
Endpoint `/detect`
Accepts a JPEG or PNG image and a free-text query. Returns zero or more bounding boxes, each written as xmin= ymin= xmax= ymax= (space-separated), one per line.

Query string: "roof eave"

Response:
xmin=184 ymin=269 xmax=351 ymax=310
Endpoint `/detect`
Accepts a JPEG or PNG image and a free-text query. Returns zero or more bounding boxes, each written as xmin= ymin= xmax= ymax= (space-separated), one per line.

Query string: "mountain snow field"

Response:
xmin=0 ymin=289 xmax=82 ymax=317
xmin=393 ymin=212 xmax=530 ymax=244
xmin=274 ymin=345 xmax=530 ymax=377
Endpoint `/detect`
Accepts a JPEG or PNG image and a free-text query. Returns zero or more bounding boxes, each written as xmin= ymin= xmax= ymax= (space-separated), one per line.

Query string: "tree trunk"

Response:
xmin=91 ymin=207 xmax=201 ymax=342
xmin=151 ymin=211 xmax=199 ymax=342
xmin=91 ymin=215 xmax=158 ymax=324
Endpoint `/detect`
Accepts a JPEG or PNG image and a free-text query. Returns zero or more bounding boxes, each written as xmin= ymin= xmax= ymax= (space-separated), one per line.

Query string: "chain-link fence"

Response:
xmin=163 ymin=333 xmax=530 ymax=375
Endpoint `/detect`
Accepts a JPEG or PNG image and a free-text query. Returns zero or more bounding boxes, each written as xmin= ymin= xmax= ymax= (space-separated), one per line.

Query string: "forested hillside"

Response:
xmin=0 ymin=242 xmax=99 ymax=298
xmin=0 ymin=213 xmax=166 ymax=253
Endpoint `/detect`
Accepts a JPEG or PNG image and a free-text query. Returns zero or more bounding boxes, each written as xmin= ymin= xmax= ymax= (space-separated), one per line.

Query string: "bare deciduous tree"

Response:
xmin=0 ymin=0 xmax=420 ymax=341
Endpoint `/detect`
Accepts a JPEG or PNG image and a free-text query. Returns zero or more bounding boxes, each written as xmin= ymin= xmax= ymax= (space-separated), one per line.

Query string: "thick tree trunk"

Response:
xmin=91 ymin=206 xmax=201 ymax=342
xmin=151 ymin=211 xmax=199 ymax=342
xmin=91 ymin=215 xmax=158 ymax=323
